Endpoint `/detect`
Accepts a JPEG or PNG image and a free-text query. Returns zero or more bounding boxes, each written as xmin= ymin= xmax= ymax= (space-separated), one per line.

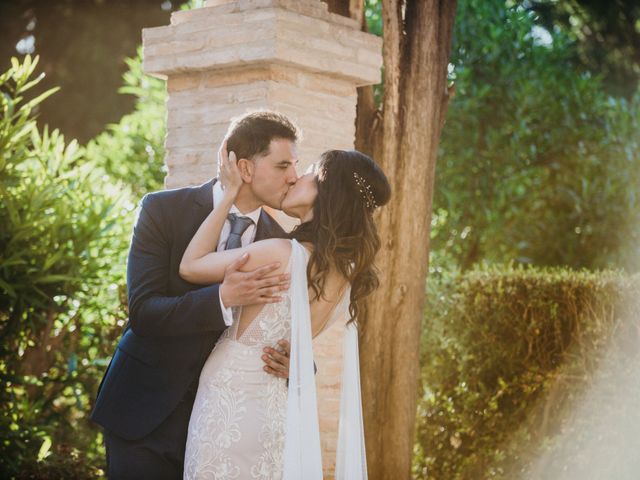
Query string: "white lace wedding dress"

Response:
xmin=183 ymin=240 xmax=366 ymax=480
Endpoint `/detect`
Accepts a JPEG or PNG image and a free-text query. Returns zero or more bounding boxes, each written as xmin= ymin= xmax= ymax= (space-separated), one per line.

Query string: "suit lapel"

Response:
xmin=194 ymin=178 xmax=215 ymax=211
xmin=255 ymin=209 xmax=287 ymax=241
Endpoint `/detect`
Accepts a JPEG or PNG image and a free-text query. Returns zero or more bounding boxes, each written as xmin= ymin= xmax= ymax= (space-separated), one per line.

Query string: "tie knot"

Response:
xmin=227 ymin=213 xmax=254 ymax=237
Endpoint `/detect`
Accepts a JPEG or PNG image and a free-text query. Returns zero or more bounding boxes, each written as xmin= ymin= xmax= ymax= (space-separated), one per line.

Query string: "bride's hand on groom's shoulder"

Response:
xmin=217 ymin=139 xmax=242 ymax=197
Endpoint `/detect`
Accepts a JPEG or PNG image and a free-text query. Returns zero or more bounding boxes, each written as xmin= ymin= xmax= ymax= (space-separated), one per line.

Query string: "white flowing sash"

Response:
xmin=335 ymin=321 xmax=368 ymax=480
xmin=283 ymin=240 xmax=323 ymax=479
xmin=283 ymin=239 xmax=367 ymax=480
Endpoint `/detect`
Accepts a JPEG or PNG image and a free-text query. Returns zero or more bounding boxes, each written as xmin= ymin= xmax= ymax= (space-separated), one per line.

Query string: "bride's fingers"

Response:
xmin=221 ymin=150 xmax=242 ymax=189
xmin=221 ymin=151 xmax=230 ymax=176
xmin=216 ymin=139 xmax=228 ymax=176
xmin=228 ymin=152 xmax=241 ymax=182
xmin=218 ymin=139 xmax=228 ymax=163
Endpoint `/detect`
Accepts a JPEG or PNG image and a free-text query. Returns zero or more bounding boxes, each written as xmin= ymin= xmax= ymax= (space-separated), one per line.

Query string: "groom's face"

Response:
xmin=246 ymin=138 xmax=298 ymax=209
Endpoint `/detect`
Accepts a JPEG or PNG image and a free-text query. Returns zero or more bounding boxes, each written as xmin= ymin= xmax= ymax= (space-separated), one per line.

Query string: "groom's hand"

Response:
xmin=220 ymin=253 xmax=290 ymax=308
xmin=263 ymin=340 xmax=290 ymax=379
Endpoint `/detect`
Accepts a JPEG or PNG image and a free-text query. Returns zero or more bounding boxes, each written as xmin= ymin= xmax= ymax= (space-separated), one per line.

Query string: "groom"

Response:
xmin=92 ymin=111 xmax=300 ymax=479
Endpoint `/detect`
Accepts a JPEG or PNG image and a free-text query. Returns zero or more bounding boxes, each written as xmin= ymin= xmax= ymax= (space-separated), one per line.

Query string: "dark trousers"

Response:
xmin=104 ymin=381 xmax=197 ymax=480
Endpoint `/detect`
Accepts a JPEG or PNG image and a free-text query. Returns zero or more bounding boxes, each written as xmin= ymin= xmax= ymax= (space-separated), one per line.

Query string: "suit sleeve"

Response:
xmin=126 ymin=194 xmax=226 ymax=337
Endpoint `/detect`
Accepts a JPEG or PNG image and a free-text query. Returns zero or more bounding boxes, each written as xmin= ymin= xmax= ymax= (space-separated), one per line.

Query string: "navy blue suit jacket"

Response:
xmin=91 ymin=179 xmax=287 ymax=440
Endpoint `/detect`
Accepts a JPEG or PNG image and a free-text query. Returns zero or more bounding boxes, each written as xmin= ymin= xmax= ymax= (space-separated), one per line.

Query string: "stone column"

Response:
xmin=142 ymin=1 xmax=381 ymax=475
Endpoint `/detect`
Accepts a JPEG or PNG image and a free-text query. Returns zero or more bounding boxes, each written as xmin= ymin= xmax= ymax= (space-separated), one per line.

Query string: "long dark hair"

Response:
xmin=289 ymin=150 xmax=391 ymax=326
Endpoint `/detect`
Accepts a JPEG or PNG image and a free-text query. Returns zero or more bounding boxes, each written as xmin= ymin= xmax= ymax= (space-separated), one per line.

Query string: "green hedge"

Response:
xmin=413 ymin=265 xmax=640 ymax=478
xmin=0 ymin=56 xmax=131 ymax=479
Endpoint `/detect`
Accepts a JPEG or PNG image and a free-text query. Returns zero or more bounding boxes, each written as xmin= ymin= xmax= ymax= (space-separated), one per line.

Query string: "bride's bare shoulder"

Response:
xmin=241 ymin=238 xmax=293 ymax=273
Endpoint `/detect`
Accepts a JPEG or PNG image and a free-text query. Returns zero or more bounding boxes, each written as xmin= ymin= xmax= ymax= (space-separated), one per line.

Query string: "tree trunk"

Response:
xmin=354 ymin=1 xmax=457 ymax=477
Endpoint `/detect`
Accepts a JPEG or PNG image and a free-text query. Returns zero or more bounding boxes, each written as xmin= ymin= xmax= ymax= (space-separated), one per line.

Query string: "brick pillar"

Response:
xmin=142 ymin=1 xmax=381 ymax=476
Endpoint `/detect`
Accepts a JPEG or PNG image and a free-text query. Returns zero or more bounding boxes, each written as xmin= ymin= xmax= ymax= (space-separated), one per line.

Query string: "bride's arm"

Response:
xmin=179 ymin=190 xmax=237 ymax=284
xmin=179 ymin=143 xmax=243 ymax=284
xmin=181 ymin=238 xmax=290 ymax=285
xmin=179 ymin=143 xmax=292 ymax=285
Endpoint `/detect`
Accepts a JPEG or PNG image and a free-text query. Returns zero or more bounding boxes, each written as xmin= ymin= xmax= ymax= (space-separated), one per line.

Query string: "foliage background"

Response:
xmin=0 ymin=0 xmax=638 ymax=478
xmin=0 ymin=56 xmax=132 ymax=477
xmin=431 ymin=0 xmax=640 ymax=273
xmin=413 ymin=266 xmax=640 ymax=479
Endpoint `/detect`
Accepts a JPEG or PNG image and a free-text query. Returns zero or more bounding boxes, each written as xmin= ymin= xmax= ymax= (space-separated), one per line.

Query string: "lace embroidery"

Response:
xmin=249 ymin=295 xmax=291 ymax=479
xmin=251 ymin=376 xmax=287 ymax=479
xmin=259 ymin=296 xmax=291 ymax=346
xmin=184 ymin=366 xmax=247 ymax=480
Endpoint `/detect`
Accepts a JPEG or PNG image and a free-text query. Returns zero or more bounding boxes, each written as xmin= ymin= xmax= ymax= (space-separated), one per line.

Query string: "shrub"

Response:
xmin=413 ymin=265 xmax=640 ymax=479
xmin=0 ymin=55 xmax=131 ymax=478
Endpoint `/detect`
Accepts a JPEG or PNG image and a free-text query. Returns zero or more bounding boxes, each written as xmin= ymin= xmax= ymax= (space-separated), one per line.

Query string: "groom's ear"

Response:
xmin=237 ymin=158 xmax=254 ymax=183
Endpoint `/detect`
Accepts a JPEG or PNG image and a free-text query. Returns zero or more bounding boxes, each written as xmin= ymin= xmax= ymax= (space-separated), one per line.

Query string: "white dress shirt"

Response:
xmin=213 ymin=181 xmax=263 ymax=326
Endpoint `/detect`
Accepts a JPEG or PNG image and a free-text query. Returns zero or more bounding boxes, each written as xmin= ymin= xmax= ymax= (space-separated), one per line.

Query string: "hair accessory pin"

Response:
xmin=353 ymin=172 xmax=378 ymax=209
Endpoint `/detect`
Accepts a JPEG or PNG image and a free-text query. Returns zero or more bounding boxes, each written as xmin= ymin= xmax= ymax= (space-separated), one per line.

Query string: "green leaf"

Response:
xmin=33 ymin=274 xmax=76 ymax=285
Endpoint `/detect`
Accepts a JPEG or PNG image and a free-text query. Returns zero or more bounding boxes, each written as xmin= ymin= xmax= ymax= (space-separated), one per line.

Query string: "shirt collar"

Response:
xmin=213 ymin=181 xmax=262 ymax=225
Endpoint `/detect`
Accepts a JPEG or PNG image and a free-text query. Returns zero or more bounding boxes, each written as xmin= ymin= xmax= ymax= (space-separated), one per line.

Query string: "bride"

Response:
xmin=179 ymin=146 xmax=391 ymax=479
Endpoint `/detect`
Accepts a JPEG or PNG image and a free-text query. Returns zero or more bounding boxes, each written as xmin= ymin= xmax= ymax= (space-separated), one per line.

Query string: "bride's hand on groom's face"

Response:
xmin=219 ymin=253 xmax=290 ymax=308
xmin=217 ymin=139 xmax=242 ymax=196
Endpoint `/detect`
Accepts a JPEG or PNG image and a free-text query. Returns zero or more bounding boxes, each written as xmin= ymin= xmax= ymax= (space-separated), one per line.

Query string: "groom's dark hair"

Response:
xmin=225 ymin=111 xmax=299 ymax=161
